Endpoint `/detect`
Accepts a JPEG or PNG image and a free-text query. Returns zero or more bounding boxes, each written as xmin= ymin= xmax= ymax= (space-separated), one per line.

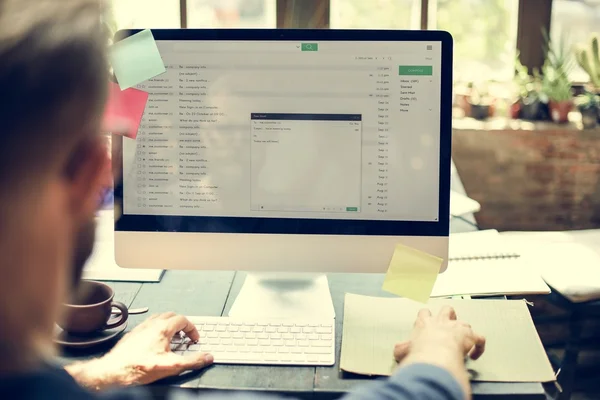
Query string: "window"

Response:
xmin=109 ymin=0 xmax=181 ymax=29
xmin=330 ymin=0 xmax=421 ymax=29
xmin=428 ymin=0 xmax=519 ymax=82
xmin=187 ymin=0 xmax=276 ymax=28
xmin=551 ymin=0 xmax=600 ymax=83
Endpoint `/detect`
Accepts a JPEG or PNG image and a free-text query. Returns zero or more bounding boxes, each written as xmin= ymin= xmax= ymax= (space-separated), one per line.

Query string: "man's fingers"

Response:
xmin=165 ymin=315 xmax=200 ymax=342
xmin=178 ymin=352 xmax=214 ymax=370
xmin=415 ymin=309 xmax=432 ymax=327
xmin=158 ymin=312 xmax=177 ymax=320
xmin=393 ymin=342 xmax=410 ymax=362
xmin=468 ymin=333 xmax=486 ymax=360
xmin=437 ymin=306 xmax=457 ymax=321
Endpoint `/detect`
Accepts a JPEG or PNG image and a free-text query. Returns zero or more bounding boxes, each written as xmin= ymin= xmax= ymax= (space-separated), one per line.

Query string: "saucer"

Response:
xmin=54 ymin=322 xmax=127 ymax=349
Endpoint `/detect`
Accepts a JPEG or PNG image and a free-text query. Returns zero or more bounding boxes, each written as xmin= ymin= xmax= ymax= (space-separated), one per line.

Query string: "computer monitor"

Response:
xmin=113 ymin=29 xmax=453 ymax=278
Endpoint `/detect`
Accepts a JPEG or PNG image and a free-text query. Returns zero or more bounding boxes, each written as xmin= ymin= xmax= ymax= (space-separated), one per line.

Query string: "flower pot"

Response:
xmin=509 ymin=101 xmax=521 ymax=119
xmin=521 ymin=98 xmax=540 ymax=120
xmin=549 ymin=100 xmax=573 ymax=124
xmin=580 ymin=107 xmax=598 ymax=129
xmin=469 ymin=104 xmax=490 ymax=120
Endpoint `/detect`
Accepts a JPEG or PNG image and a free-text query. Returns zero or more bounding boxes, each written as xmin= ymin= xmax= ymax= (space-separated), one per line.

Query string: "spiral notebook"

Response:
xmin=432 ymin=230 xmax=550 ymax=297
xmin=449 ymin=229 xmax=520 ymax=261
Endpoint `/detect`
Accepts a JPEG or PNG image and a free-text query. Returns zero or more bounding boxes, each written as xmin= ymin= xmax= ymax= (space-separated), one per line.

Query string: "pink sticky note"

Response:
xmin=102 ymin=82 xmax=149 ymax=139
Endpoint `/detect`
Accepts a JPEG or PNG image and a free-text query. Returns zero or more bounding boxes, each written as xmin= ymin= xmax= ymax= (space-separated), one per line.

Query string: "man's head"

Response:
xmin=0 ymin=0 xmax=108 ymax=369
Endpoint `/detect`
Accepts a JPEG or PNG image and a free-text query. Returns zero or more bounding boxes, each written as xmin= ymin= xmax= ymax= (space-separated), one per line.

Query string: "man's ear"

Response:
xmin=63 ymin=136 xmax=108 ymax=220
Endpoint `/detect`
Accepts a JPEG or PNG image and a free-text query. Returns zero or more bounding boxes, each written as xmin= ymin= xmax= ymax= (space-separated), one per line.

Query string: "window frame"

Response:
xmin=177 ymin=0 xmax=552 ymax=73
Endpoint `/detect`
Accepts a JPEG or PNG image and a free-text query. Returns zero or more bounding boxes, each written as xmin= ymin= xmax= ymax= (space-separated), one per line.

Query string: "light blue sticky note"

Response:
xmin=110 ymin=29 xmax=166 ymax=90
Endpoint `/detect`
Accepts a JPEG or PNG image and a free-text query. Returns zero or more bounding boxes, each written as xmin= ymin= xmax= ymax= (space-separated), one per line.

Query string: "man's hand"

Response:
xmin=393 ymin=306 xmax=486 ymax=399
xmin=66 ymin=313 xmax=213 ymax=391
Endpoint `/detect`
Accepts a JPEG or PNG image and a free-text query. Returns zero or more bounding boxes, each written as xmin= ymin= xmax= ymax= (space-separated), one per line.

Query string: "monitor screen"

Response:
xmin=117 ymin=31 xmax=451 ymax=236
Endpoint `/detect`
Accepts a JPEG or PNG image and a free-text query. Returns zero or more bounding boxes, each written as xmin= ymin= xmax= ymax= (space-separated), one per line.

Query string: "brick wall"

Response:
xmin=452 ymin=118 xmax=600 ymax=231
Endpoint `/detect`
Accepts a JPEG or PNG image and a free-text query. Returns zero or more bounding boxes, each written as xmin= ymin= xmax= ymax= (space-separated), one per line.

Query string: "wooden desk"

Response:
xmin=58 ymin=269 xmax=546 ymax=399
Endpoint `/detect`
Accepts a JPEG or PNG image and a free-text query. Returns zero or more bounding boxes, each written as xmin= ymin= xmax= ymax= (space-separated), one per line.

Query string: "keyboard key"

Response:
xmin=257 ymin=322 xmax=269 ymax=326
xmin=285 ymin=340 xmax=296 ymax=347
xmin=245 ymin=332 xmax=257 ymax=339
xmin=232 ymin=332 xmax=244 ymax=339
xmin=230 ymin=321 xmax=242 ymax=326
xmin=221 ymin=339 xmax=232 ymax=345
xmin=187 ymin=344 xmax=203 ymax=351
xmin=316 ymin=327 xmax=332 ymax=334
xmin=268 ymin=322 xmax=281 ymax=326
xmin=270 ymin=333 xmax=281 ymax=340
xmin=319 ymin=355 xmax=333 ymax=364
xmin=282 ymin=333 xmax=294 ymax=340
xmin=309 ymin=323 xmax=319 ymax=327
xmin=271 ymin=339 xmax=284 ymax=346
xmin=215 ymin=325 xmax=227 ymax=332
xmin=298 ymin=340 xmax=310 ymax=347
xmin=278 ymin=347 xmax=290 ymax=353
xmin=208 ymin=338 xmax=220 ymax=345
xmin=282 ymin=322 xmax=294 ymax=327
xmin=305 ymin=347 xmax=330 ymax=354
xmin=303 ymin=327 xmax=314 ymax=333
xmin=291 ymin=347 xmax=303 ymax=354
xmin=258 ymin=339 xmax=270 ymax=346
xmin=307 ymin=355 xmax=319 ymax=362
xmin=264 ymin=347 xmax=277 ymax=354
xmin=246 ymin=339 xmax=258 ymax=346
xmin=203 ymin=325 xmax=215 ymax=332
xmin=308 ymin=334 xmax=319 ymax=340
xmin=311 ymin=340 xmax=333 ymax=347
xmin=290 ymin=327 xmax=301 ymax=333
xmin=233 ymin=339 xmax=245 ymax=345
xmin=220 ymin=332 xmax=231 ymax=338
xmin=277 ymin=327 xmax=288 ymax=333
xmin=252 ymin=326 xmax=263 ymax=333
xmin=320 ymin=334 xmax=333 ymax=340
xmin=266 ymin=327 xmax=277 ymax=333
xmin=294 ymin=323 xmax=307 ymax=327
xmin=207 ymin=332 xmax=219 ymax=338
xmin=229 ymin=326 xmax=239 ymax=332
xmin=257 ymin=333 xmax=269 ymax=339
xmin=240 ymin=326 xmax=252 ymax=332
xmin=295 ymin=334 xmax=307 ymax=340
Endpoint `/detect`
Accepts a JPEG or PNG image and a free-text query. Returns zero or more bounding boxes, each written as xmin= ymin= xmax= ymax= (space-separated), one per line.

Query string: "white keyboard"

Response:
xmin=170 ymin=316 xmax=335 ymax=366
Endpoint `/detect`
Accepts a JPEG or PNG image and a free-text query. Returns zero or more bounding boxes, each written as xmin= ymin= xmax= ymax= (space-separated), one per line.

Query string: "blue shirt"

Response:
xmin=0 ymin=363 xmax=464 ymax=400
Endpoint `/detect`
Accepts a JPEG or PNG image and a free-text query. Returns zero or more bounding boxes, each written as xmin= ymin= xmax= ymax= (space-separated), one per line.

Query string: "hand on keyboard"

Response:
xmin=172 ymin=316 xmax=335 ymax=366
xmin=100 ymin=312 xmax=214 ymax=386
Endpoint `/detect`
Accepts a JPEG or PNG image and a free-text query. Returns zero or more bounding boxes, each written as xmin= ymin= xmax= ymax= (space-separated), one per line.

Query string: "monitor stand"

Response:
xmin=228 ymin=273 xmax=336 ymax=320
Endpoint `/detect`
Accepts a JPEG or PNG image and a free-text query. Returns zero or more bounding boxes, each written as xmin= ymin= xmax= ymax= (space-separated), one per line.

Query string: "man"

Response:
xmin=0 ymin=0 xmax=485 ymax=399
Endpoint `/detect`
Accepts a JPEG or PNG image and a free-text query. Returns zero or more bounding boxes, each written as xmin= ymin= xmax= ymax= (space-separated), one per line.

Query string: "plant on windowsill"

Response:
xmin=467 ymin=82 xmax=494 ymax=120
xmin=513 ymin=53 xmax=542 ymax=120
xmin=575 ymin=91 xmax=600 ymax=129
xmin=575 ymin=33 xmax=600 ymax=93
xmin=541 ymin=29 xmax=574 ymax=124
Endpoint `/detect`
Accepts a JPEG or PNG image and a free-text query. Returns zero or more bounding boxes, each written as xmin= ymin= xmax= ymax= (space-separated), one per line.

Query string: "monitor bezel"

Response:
xmin=113 ymin=29 xmax=453 ymax=237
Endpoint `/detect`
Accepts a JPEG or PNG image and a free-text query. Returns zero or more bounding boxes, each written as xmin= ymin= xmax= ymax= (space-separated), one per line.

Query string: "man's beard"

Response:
xmin=71 ymin=218 xmax=96 ymax=288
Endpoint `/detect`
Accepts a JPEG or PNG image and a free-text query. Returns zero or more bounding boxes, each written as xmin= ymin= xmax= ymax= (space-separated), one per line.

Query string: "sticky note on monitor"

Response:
xmin=103 ymin=82 xmax=149 ymax=139
xmin=382 ymin=244 xmax=442 ymax=303
xmin=110 ymin=29 xmax=166 ymax=90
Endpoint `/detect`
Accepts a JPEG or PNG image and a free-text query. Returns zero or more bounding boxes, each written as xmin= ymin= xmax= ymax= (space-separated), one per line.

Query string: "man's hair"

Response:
xmin=0 ymin=0 xmax=108 ymax=189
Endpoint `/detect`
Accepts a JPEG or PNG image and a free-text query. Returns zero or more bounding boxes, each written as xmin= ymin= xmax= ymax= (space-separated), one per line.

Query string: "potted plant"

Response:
xmin=574 ymin=33 xmax=600 ymax=94
xmin=541 ymin=30 xmax=574 ymax=123
xmin=513 ymin=53 xmax=543 ymax=120
xmin=467 ymin=83 xmax=494 ymax=120
xmin=575 ymin=91 xmax=600 ymax=129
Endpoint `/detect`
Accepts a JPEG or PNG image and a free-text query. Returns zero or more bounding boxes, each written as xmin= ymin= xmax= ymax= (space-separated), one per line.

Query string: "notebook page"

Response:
xmin=340 ymin=294 xmax=555 ymax=382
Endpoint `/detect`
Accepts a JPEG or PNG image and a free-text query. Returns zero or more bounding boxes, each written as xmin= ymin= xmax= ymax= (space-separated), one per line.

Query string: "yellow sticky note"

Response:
xmin=382 ymin=244 xmax=443 ymax=303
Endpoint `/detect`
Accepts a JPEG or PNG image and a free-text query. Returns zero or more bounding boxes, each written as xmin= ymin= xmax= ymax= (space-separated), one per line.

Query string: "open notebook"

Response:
xmin=430 ymin=230 xmax=550 ymax=297
xmin=340 ymin=294 xmax=556 ymax=382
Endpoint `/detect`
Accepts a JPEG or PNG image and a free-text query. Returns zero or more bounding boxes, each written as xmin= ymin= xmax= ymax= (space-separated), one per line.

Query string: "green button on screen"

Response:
xmin=346 ymin=207 xmax=358 ymax=212
xmin=399 ymin=65 xmax=433 ymax=76
xmin=301 ymin=43 xmax=318 ymax=51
